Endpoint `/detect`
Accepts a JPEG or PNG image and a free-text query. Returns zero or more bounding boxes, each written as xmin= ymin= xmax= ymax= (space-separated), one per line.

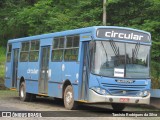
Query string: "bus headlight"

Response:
xmin=143 ymin=90 xmax=149 ymax=96
xmin=139 ymin=92 xmax=143 ymax=96
xmin=137 ymin=90 xmax=149 ymax=97
xmin=91 ymin=87 xmax=109 ymax=95
xmin=101 ymin=89 xmax=106 ymax=95
xmin=96 ymin=87 xmax=101 ymax=93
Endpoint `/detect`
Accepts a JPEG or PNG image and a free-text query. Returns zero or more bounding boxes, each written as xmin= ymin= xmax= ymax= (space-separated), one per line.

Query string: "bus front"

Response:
xmin=88 ymin=27 xmax=151 ymax=110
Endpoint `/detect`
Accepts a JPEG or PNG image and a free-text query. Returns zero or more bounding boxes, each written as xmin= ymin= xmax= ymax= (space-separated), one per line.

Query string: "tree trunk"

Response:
xmin=103 ymin=0 xmax=107 ymax=26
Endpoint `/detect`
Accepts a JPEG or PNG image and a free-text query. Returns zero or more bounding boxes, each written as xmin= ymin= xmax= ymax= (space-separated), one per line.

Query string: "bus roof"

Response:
xmin=8 ymin=26 xmax=151 ymax=43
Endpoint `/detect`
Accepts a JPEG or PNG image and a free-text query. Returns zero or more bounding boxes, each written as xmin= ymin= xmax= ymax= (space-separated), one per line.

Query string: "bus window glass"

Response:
xmin=91 ymin=41 xmax=125 ymax=77
xmin=53 ymin=38 xmax=59 ymax=48
xmin=20 ymin=42 xmax=29 ymax=62
xmin=29 ymin=40 xmax=40 ymax=62
xmin=126 ymin=43 xmax=149 ymax=78
xmin=73 ymin=36 xmax=80 ymax=47
xmin=7 ymin=53 xmax=11 ymax=62
xmin=91 ymin=41 xmax=150 ymax=78
xmin=22 ymin=42 xmax=29 ymax=51
xmin=20 ymin=52 xmax=29 ymax=62
xmin=64 ymin=48 xmax=79 ymax=61
xmin=31 ymin=41 xmax=39 ymax=50
xmin=52 ymin=37 xmax=65 ymax=61
xmin=29 ymin=51 xmax=39 ymax=62
xmin=8 ymin=44 xmax=12 ymax=52
xmin=59 ymin=37 xmax=65 ymax=48
xmin=52 ymin=50 xmax=63 ymax=61
xmin=64 ymin=35 xmax=79 ymax=61
xmin=7 ymin=44 xmax=12 ymax=62
xmin=66 ymin=36 xmax=73 ymax=48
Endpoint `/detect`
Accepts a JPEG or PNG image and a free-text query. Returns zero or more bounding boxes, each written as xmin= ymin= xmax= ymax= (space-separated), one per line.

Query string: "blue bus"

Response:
xmin=5 ymin=26 xmax=151 ymax=110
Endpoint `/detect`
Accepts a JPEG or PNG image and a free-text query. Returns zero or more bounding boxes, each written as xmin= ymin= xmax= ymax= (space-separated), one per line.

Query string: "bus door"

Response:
xmin=12 ymin=48 xmax=19 ymax=88
xmin=80 ymin=42 xmax=90 ymax=100
xmin=39 ymin=46 xmax=50 ymax=94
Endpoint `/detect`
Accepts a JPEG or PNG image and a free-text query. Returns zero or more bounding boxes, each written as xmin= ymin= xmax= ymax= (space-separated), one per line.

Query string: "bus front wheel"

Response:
xmin=19 ymin=82 xmax=31 ymax=102
xmin=111 ymin=103 xmax=126 ymax=111
xmin=64 ymin=85 xmax=77 ymax=110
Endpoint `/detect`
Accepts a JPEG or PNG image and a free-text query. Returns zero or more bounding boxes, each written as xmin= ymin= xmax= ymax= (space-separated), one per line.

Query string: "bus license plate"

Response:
xmin=120 ymin=98 xmax=129 ymax=102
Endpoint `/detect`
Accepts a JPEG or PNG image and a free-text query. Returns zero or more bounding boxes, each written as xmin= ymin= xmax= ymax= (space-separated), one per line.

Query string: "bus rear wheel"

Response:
xmin=111 ymin=103 xmax=126 ymax=111
xmin=64 ymin=85 xmax=77 ymax=110
xmin=19 ymin=82 xmax=31 ymax=102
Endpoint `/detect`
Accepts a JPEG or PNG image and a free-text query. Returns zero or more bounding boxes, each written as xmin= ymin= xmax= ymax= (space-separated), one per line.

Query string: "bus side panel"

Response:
xmin=28 ymin=62 xmax=39 ymax=80
xmin=5 ymin=62 xmax=12 ymax=88
xmin=72 ymin=85 xmax=79 ymax=101
xmin=49 ymin=62 xmax=62 ymax=82
xmin=5 ymin=79 xmax=12 ymax=88
xmin=62 ymin=62 xmax=79 ymax=100
xmin=48 ymin=62 xmax=79 ymax=100
xmin=24 ymin=62 xmax=39 ymax=94
xmin=48 ymin=62 xmax=62 ymax=97
xmin=17 ymin=62 xmax=29 ymax=87
xmin=48 ymin=83 xmax=62 ymax=98
xmin=18 ymin=62 xmax=29 ymax=78
xmin=25 ymin=80 xmax=39 ymax=94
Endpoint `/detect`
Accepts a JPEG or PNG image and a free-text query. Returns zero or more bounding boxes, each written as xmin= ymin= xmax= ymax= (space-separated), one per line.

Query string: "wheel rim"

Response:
xmin=20 ymin=85 xmax=24 ymax=98
xmin=65 ymin=91 xmax=72 ymax=105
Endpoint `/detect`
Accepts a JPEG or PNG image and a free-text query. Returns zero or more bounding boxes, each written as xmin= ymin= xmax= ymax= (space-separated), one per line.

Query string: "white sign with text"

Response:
xmin=114 ymin=68 xmax=124 ymax=77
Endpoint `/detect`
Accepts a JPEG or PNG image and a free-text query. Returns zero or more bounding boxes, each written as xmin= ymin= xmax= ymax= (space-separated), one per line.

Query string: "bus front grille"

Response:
xmin=102 ymin=83 xmax=146 ymax=96
xmin=108 ymin=89 xmax=139 ymax=96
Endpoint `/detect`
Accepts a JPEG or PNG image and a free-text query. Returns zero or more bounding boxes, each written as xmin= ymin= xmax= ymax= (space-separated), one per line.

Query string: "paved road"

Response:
xmin=0 ymin=91 xmax=159 ymax=120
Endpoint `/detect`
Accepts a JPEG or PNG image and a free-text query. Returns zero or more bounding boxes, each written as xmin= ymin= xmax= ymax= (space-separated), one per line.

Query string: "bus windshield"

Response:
xmin=90 ymin=41 xmax=150 ymax=78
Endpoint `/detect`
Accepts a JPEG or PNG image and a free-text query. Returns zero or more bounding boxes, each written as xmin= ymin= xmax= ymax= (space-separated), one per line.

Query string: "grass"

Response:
xmin=0 ymin=90 xmax=18 ymax=98
xmin=0 ymin=65 xmax=5 ymax=79
xmin=0 ymin=47 xmax=6 ymax=85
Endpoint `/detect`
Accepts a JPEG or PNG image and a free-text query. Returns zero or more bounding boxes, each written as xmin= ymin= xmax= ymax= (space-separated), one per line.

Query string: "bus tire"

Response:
xmin=64 ymin=85 xmax=77 ymax=110
xmin=19 ymin=82 xmax=31 ymax=102
xmin=111 ymin=103 xmax=126 ymax=111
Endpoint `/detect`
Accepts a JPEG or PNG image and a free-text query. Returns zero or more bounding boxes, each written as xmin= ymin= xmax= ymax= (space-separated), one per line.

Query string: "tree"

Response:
xmin=103 ymin=0 xmax=107 ymax=25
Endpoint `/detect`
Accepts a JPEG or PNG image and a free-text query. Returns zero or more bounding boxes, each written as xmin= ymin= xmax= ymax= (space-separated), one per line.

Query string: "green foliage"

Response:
xmin=0 ymin=47 xmax=6 ymax=79
xmin=151 ymin=61 xmax=160 ymax=89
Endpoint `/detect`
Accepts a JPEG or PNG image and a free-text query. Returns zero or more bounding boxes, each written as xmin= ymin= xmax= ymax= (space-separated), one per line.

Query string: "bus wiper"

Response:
xmin=109 ymin=39 xmax=120 ymax=66
xmin=132 ymin=42 xmax=140 ymax=62
xmin=101 ymin=41 xmax=108 ymax=62
xmin=109 ymin=39 xmax=119 ymax=56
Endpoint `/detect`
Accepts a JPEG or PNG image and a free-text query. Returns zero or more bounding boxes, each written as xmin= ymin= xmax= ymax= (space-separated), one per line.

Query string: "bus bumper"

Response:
xmin=88 ymin=89 xmax=150 ymax=104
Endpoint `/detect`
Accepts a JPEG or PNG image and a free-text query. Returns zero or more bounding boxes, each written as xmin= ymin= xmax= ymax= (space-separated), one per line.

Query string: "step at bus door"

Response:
xmin=12 ymin=49 xmax=19 ymax=88
xmin=80 ymin=42 xmax=90 ymax=100
xmin=39 ymin=46 xmax=50 ymax=94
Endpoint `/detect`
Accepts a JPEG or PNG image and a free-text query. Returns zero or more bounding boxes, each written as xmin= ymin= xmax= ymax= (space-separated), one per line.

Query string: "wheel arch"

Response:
xmin=62 ymin=79 xmax=72 ymax=99
xmin=19 ymin=76 xmax=25 ymax=91
xmin=19 ymin=76 xmax=25 ymax=85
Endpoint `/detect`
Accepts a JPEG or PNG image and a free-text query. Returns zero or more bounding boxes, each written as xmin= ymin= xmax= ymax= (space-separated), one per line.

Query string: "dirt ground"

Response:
xmin=0 ymin=90 xmax=160 ymax=120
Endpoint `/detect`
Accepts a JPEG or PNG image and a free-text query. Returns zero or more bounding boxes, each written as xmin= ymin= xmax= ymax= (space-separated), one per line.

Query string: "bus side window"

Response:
xmin=73 ymin=36 xmax=79 ymax=47
xmin=52 ymin=50 xmax=63 ymax=61
xmin=52 ymin=37 xmax=64 ymax=61
xmin=64 ymin=35 xmax=79 ymax=61
xmin=29 ymin=40 xmax=40 ymax=62
xmin=7 ymin=44 xmax=12 ymax=62
xmin=20 ymin=42 xmax=29 ymax=62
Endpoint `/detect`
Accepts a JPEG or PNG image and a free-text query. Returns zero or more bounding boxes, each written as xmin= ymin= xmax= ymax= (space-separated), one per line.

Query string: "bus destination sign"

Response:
xmin=96 ymin=28 xmax=150 ymax=42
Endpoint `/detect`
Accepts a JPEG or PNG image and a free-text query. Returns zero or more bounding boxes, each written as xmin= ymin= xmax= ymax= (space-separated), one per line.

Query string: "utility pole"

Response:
xmin=103 ymin=0 xmax=107 ymax=26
